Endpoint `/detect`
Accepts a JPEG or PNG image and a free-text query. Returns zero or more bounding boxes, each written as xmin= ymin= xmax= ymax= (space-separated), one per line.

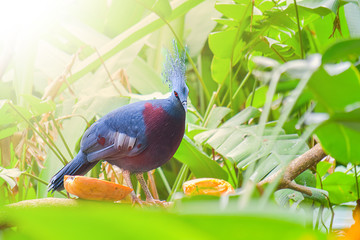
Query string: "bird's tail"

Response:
xmin=47 ymin=151 xmax=97 ymax=193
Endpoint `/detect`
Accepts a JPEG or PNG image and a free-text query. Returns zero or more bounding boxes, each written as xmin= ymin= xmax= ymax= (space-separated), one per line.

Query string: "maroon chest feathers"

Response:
xmin=110 ymin=102 xmax=185 ymax=172
xmin=142 ymin=102 xmax=185 ymax=155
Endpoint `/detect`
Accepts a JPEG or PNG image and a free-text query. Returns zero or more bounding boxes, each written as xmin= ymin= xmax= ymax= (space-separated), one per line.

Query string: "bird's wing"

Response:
xmin=80 ymin=116 xmax=147 ymax=163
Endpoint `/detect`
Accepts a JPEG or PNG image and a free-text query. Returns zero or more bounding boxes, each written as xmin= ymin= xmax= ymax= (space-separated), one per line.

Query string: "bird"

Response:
xmin=48 ymin=42 xmax=188 ymax=204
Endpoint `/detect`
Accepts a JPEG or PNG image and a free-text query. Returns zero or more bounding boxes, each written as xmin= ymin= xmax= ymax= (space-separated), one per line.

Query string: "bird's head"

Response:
xmin=163 ymin=41 xmax=189 ymax=112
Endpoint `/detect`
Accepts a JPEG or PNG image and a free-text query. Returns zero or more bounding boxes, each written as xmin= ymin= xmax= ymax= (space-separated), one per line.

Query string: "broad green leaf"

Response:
xmin=174 ymin=136 xmax=228 ymax=180
xmin=60 ymin=0 xmax=205 ymax=93
xmin=0 ymin=126 xmax=17 ymax=140
xmin=22 ymin=95 xmax=55 ymax=116
xmin=214 ymin=18 xmax=239 ymax=27
xmin=296 ymin=0 xmax=339 ymax=15
xmin=0 ymin=202 xmax=326 ymax=240
xmin=205 ymin=107 xmax=231 ymax=129
xmin=194 ymin=128 xmax=232 ymax=146
xmin=126 ymin=57 xmax=169 ymax=94
xmin=246 ymin=86 xmax=280 ymax=108
xmin=275 ymin=189 xmax=304 ymax=208
xmin=185 ymin=0 xmax=221 ymax=57
xmin=316 ymin=161 xmax=332 ymax=177
xmin=222 ymin=107 xmax=261 ymax=127
xmin=104 ymin=1 xmax=146 ymax=37
xmin=322 ymin=172 xmax=357 ymax=204
xmin=315 ymin=107 xmax=360 ymax=165
xmin=322 ymin=39 xmax=360 ymax=63
xmin=308 ymin=65 xmax=360 ymax=113
xmin=152 ymin=0 xmax=173 ymax=19
xmin=215 ymin=2 xmax=252 ymax=21
xmin=308 ymin=65 xmax=360 ymax=164
xmin=208 ymin=29 xmax=238 ymax=59
xmin=0 ymin=101 xmax=32 ymax=127
xmin=305 ymin=188 xmax=329 ymax=206
xmin=344 ymin=3 xmax=360 ymax=37
xmin=137 ymin=0 xmax=172 ymax=19
xmin=295 ymin=170 xmax=316 ymax=188
xmin=211 ymin=56 xmax=230 ymax=84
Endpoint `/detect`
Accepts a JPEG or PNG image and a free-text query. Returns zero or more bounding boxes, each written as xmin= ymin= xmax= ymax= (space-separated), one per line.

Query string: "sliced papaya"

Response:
xmin=182 ymin=178 xmax=234 ymax=197
xmin=64 ymin=175 xmax=133 ymax=201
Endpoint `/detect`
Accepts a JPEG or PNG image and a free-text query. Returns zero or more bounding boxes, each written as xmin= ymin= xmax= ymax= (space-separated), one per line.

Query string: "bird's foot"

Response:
xmin=130 ymin=196 xmax=146 ymax=206
xmin=130 ymin=196 xmax=172 ymax=207
xmin=145 ymin=198 xmax=173 ymax=207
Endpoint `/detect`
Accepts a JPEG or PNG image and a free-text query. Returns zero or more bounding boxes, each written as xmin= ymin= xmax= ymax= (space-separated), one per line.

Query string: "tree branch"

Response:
xmin=257 ymin=143 xmax=327 ymax=195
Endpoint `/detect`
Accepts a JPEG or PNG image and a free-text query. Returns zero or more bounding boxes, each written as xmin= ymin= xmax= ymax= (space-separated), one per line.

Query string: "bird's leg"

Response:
xmin=135 ymin=172 xmax=155 ymax=202
xmin=135 ymin=172 xmax=170 ymax=206
xmin=122 ymin=170 xmax=143 ymax=205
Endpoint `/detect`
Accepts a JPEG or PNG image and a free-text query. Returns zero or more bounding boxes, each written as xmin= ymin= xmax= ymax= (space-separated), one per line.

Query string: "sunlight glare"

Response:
xmin=0 ymin=0 xmax=66 ymax=36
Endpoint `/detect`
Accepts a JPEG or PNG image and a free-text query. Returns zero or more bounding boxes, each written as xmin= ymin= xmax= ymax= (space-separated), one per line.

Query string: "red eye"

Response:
xmin=174 ymin=91 xmax=179 ymax=97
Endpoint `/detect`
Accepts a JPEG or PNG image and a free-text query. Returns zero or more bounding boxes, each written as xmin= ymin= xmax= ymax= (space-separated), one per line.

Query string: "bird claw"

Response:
xmin=130 ymin=196 xmax=172 ymax=207
xmin=145 ymin=198 xmax=173 ymax=207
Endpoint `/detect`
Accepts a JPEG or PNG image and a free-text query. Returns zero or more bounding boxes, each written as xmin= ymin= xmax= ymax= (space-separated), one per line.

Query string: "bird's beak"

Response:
xmin=182 ymin=101 xmax=187 ymax=112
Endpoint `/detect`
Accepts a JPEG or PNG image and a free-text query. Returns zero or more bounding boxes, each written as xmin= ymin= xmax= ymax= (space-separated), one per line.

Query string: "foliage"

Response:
xmin=0 ymin=0 xmax=360 ymax=238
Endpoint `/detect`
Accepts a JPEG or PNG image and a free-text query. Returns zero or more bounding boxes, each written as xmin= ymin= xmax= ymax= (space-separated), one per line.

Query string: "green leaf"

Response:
xmin=295 ymin=170 xmax=316 ymax=188
xmin=0 ymin=202 xmax=326 ymax=240
xmin=152 ymin=0 xmax=173 ymax=19
xmin=222 ymin=107 xmax=261 ymax=127
xmin=60 ymin=0 xmax=205 ymax=93
xmin=322 ymin=172 xmax=357 ymax=204
xmin=275 ymin=189 xmax=304 ymax=208
xmin=344 ymin=3 xmax=360 ymax=38
xmin=205 ymin=107 xmax=232 ymax=129
xmin=127 ymin=57 xmax=169 ymax=94
xmin=308 ymin=65 xmax=360 ymax=164
xmin=22 ymin=95 xmax=56 ymax=116
xmin=246 ymin=85 xmax=280 ymax=108
xmin=185 ymin=0 xmax=221 ymax=57
xmin=322 ymin=39 xmax=360 ymax=63
xmin=174 ymin=136 xmax=228 ymax=180
xmin=208 ymin=29 xmax=237 ymax=58
xmin=215 ymin=2 xmax=251 ymax=21
xmin=316 ymin=161 xmax=332 ymax=177
xmin=211 ymin=56 xmax=230 ymax=84
xmin=308 ymin=65 xmax=360 ymax=113
xmin=315 ymin=107 xmax=360 ymax=165
xmin=138 ymin=0 xmax=172 ymax=19
xmin=305 ymin=188 xmax=329 ymax=206
xmin=296 ymin=0 xmax=340 ymax=15
xmin=0 ymin=126 xmax=17 ymax=140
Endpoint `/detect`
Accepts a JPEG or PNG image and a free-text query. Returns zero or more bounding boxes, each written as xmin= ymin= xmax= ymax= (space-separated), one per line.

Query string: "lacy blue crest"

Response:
xmin=162 ymin=40 xmax=186 ymax=89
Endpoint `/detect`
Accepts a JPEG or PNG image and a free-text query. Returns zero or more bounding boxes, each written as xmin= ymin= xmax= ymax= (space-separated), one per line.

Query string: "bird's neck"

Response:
xmin=163 ymin=94 xmax=185 ymax=119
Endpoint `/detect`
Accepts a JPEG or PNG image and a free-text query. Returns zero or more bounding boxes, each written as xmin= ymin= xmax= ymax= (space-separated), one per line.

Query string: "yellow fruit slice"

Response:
xmin=64 ymin=175 xmax=133 ymax=201
xmin=182 ymin=178 xmax=234 ymax=197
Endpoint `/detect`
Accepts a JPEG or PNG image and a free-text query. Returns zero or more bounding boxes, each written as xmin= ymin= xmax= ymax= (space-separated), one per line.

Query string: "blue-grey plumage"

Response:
xmin=48 ymin=42 xmax=188 ymax=203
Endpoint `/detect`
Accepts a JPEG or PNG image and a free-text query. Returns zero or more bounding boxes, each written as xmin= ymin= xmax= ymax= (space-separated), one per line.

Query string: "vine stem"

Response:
xmin=293 ymin=0 xmax=304 ymax=59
